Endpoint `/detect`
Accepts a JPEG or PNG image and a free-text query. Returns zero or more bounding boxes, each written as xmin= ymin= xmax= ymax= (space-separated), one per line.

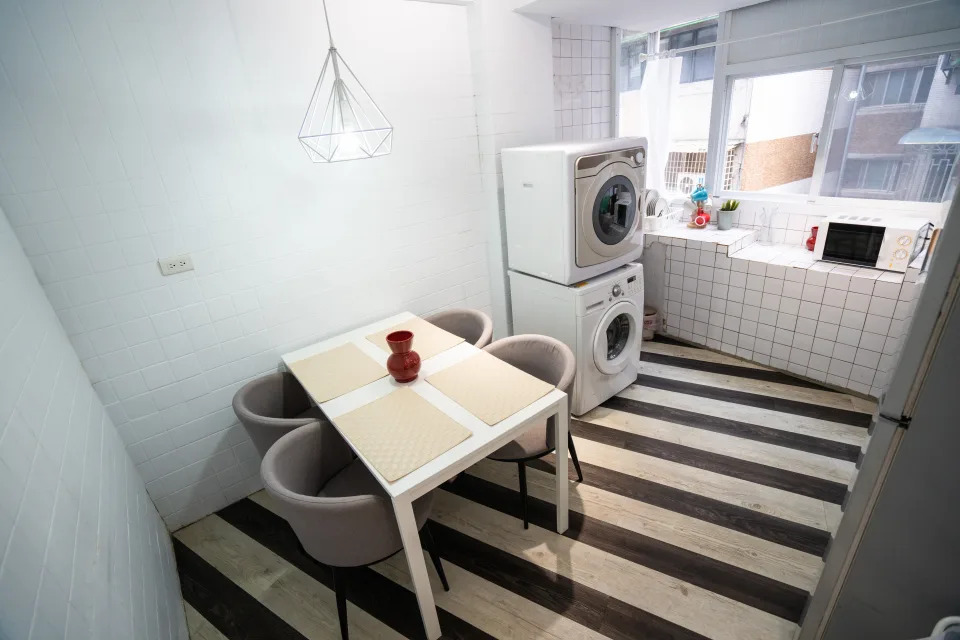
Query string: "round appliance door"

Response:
xmin=593 ymin=300 xmax=642 ymax=375
xmin=579 ymin=162 xmax=641 ymax=255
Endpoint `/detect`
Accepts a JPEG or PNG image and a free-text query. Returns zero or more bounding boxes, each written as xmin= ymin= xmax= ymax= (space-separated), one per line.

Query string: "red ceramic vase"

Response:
xmin=385 ymin=330 xmax=421 ymax=383
xmin=806 ymin=226 xmax=819 ymax=251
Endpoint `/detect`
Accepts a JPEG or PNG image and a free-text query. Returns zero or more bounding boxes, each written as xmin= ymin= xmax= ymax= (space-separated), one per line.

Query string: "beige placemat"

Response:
xmin=426 ymin=351 xmax=555 ymax=426
xmin=366 ymin=316 xmax=464 ymax=361
xmin=287 ymin=342 xmax=386 ymax=403
xmin=335 ymin=388 xmax=472 ymax=482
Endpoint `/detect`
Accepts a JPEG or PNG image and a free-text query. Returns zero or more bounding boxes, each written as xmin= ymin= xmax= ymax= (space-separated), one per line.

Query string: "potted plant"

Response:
xmin=718 ymin=199 xmax=739 ymax=230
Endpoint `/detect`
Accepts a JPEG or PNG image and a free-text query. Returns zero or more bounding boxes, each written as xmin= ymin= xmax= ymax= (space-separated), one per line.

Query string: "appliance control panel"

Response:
xmin=608 ymin=272 xmax=644 ymax=300
xmin=625 ymin=273 xmax=643 ymax=296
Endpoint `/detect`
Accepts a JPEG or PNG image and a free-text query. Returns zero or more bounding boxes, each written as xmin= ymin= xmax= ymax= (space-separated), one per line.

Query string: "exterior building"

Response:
xmin=621 ymin=22 xmax=960 ymax=204
xmin=821 ymin=53 xmax=960 ymax=203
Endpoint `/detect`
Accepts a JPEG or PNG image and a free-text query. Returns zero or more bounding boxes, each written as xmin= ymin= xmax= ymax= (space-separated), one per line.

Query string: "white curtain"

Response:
xmin=619 ymin=57 xmax=683 ymax=195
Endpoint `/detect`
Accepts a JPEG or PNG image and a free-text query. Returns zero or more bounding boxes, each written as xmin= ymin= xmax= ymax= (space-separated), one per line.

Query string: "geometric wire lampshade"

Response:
xmin=298 ymin=1 xmax=393 ymax=163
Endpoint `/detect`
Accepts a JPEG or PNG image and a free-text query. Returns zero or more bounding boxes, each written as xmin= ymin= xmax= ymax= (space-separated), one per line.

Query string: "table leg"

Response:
xmin=393 ymin=497 xmax=442 ymax=639
xmin=554 ymin=394 xmax=570 ymax=533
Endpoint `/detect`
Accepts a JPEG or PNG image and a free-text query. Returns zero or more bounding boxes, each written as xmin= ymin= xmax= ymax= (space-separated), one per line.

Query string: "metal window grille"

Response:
xmin=663 ymin=146 xmax=743 ymax=193
xmin=723 ymin=144 xmax=743 ymax=191
xmin=664 ymin=151 xmax=707 ymax=194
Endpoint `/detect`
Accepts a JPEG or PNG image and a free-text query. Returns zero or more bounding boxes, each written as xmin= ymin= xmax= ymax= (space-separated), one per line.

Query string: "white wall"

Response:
xmin=0 ymin=205 xmax=185 ymax=639
xmin=552 ymin=20 xmax=613 ymax=141
xmin=0 ymin=0 xmax=489 ymax=529
xmin=469 ymin=0 xmax=556 ymax=336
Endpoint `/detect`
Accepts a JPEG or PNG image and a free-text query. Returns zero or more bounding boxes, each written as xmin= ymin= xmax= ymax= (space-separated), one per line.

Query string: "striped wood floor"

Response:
xmin=176 ymin=336 xmax=874 ymax=640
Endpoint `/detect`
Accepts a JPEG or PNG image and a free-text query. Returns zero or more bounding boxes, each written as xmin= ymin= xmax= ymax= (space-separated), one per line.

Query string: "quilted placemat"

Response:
xmin=366 ymin=316 xmax=464 ymax=361
xmin=287 ymin=342 xmax=386 ymax=403
xmin=426 ymin=351 xmax=555 ymax=425
xmin=334 ymin=388 xmax=472 ymax=482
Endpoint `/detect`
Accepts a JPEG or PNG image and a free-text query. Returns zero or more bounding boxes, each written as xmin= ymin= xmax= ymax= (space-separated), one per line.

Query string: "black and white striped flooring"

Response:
xmin=175 ymin=336 xmax=874 ymax=640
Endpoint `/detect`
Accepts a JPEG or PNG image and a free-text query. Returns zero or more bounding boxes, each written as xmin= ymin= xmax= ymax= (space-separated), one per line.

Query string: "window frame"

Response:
xmin=660 ymin=21 xmax=718 ymax=84
xmin=699 ymin=18 xmax=960 ymax=216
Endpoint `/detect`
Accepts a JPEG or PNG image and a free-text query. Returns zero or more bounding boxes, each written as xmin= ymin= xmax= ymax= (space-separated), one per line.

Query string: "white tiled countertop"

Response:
xmin=645 ymin=223 xmax=927 ymax=398
xmin=646 ymin=224 xmax=757 ymax=255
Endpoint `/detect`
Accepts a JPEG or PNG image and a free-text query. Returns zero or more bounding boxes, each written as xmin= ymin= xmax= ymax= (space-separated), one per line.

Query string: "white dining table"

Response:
xmin=281 ymin=311 xmax=570 ymax=640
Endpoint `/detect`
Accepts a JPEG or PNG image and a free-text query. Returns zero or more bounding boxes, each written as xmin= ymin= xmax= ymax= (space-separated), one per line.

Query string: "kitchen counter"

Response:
xmin=642 ymin=223 xmax=927 ymax=398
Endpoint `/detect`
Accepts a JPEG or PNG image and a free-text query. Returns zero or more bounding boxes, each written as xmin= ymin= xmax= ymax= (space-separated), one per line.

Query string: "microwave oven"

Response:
xmin=812 ymin=215 xmax=932 ymax=272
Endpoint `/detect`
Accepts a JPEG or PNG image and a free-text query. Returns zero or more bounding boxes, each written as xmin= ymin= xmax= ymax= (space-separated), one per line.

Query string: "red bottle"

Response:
xmin=806 ymin=226 xmax=818 ymax=251
xmin=385 ymin=330 xmax=421 ymax=383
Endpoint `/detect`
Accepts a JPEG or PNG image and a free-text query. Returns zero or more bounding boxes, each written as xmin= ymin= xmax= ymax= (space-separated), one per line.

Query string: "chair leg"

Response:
xmin=518 ymin=461 xmax=529 ymax=529
xmin=421 ymin=522 xmax=450 ymax=592
xmin=568 ymin=432 xmax=584 ymax=482
xmin=332 ymin=566 xmax=349 ymax=640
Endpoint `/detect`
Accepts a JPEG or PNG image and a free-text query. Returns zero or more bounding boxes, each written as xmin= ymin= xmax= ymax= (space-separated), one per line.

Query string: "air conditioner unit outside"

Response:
xmin=676 ymin=172 xmax=706 ymax=195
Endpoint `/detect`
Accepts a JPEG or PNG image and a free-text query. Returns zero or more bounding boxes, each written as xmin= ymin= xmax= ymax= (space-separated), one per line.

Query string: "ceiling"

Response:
xmin=515 ymin=0 xmax=766 ymax=32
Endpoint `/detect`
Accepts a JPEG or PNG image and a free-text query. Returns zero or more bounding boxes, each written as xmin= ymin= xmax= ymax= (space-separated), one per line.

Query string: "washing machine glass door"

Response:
xmin=577 ymin=161 xmax=642 ymax=266
xmin=593 ymin=300 xmax=642 ymax=375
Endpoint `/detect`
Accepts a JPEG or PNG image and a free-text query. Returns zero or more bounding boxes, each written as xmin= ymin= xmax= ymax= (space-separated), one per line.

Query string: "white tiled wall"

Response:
xmin=0 ymin=0 xmax=489 ymax=529
xmin=551 ymin=20 xmax=613 ymax=141
xmin=651 ymin=235 xmax=926 ymax=397
xmin=0 ymin=207 xmax=185 ymax=639
xmin=717 ymin=201 xmax=826 ymax=248
xmin=469 ymin=0 xmax=556 ymax=335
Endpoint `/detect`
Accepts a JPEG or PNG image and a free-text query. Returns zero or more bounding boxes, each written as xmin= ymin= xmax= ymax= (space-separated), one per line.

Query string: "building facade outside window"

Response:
xmin=660 ymin=21 xmax=718 ymax=84
xmin=820 ymin=52 xmax=960 ymax=203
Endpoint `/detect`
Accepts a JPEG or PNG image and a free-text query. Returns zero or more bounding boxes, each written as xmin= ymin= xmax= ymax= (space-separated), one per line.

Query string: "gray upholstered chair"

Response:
xmin=484 ymin=334 xmax=582 ymax=529
xmin=261 ymin=421 xmax=448 ymax=640
xmin=232 ymin=371 xmax=329 ymax=459
xmin=425 ymin=308 xmax=493 ymax=348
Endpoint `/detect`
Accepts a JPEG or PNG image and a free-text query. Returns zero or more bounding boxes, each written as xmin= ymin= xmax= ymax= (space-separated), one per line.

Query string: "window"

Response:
xmin=619 ymin=32 xmax=648 ymax=91
xmin=721 ymin=68 xmax=833 ymax=194
xmin=617 ymin=17 xmax=717 ymax=197
xmin=840 ymin=158 xmax=904 ymax=191
xmin=819 ymin=51 xmax=960 ymax=203
xmin=710 ymin=50 xmax=960 ymax=206
xmin=660 ymin=20 xmax=717 ymax=84
xmin=860 ymin=66 xmax=935 ymax=107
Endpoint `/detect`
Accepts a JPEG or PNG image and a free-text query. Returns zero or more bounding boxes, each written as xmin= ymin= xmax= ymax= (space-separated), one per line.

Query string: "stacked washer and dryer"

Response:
xmin=502 ymin=138 xmax=648 ymax=416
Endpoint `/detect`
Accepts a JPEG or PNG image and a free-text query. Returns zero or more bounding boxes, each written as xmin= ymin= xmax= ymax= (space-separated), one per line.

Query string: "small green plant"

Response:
xmin=720 ymin=199 xmax=740 ymax=211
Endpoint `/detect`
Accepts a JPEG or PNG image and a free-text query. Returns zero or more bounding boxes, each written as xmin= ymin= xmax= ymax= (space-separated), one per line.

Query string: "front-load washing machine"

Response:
xmin=509 ymin=263 xmax=644 ymax=415
xmin=502 ymin=137 xmax=647 ymax=286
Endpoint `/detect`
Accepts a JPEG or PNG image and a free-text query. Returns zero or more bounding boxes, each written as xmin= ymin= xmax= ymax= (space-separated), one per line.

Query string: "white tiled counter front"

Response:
xmin=644 ymin=229 xmax=926 ymax=398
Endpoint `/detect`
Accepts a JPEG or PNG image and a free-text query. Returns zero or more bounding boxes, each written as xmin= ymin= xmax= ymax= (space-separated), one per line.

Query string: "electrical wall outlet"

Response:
xmin=158 ymin=254 xmax=194 ymax=276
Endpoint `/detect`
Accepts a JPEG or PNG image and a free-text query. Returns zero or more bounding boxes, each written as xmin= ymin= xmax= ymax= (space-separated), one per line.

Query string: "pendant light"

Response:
xmin=298 ymin=0 xmax=393 ymax=163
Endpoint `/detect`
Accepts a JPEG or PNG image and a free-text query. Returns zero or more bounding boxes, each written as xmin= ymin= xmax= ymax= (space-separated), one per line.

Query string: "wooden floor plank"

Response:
xmin=174 ymin=538 xmax=307 ymax=640
xmin=466 ymin=458 xmax=823 ymax=592
xmin=249 ymin=491 xmax=700 ymax=640
xmin=443 ymin=473 xmax=810 ymax=622
xmin=642 ymin=340 xmax=772 ymax=370
xmin=176 ymin=515 xmax=405 ymax=640
xmin=373 ymin=551 xmax=610 ymax=640
xmin=619 ymin=384 xmax=868 ymax=447
xmin=221 ymin=496 xmax=493 ymax=640
xmin=637 ymin=360 xmax=876 ymax=414
xmin=581 ymin=407 xmax=855 ymax=485
xmin=184 ymin=603 xmax=230 ymax=640
xmin=603 ymin=392 xmax=862 ymax=462
xmin=571 ymin=419 xmax=848 ymax=504
xmin=431 ymin=491 xmax=799 ymax=640
xmin=534 ymin=453 xmax=829 ymax=556
xmin=641 ymin=350 xmax=828 ymax=390
xmin=634 ymin=371 xmax=874 ymax=427
xmin=567 ymin=431 xmax=836 ymax=528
